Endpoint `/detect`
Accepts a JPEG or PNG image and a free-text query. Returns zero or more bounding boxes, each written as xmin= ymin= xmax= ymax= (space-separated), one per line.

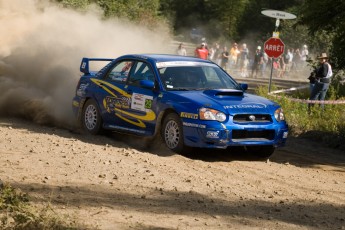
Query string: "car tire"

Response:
xmin=162 ymin=113 xmax=186 ymax=153
xmin=82 ymin=99 xmax=103 ymax=135
xmin=246 ymin=145 xmax=275 ymax=159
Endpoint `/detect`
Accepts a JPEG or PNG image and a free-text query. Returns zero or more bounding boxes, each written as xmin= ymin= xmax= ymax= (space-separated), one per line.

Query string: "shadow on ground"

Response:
xmin=12 ymin=181 xmax=345 ymax=230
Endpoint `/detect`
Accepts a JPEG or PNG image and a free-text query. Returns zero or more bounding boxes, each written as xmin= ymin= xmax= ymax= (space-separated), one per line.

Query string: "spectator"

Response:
xmin=308 ymin=53 xmax=333 ymax=111
xmin=239 ymin=43 xmax=249 ymax=77
xmin=229 ymin=43 xmax=240 ymax=69
xmin=195 ymin=42 xmax=209 ymax=60
xmin=220 ymin=46 xmax=229 ymax=71
xmin=209 ymin=43 xmax=218 ymax=61
xmin=284 ymin=48 xmax=293 ymax=75
xmin=291 ymin=48 xmax=301 ymax=71
xmin=301 ymin=45 xmax=309 ymax=61
xmin=301 ymin=45 xmax=309 ymax=70
xmin=278 ymin=55 xmax=286 ymax=78
xmin=176 ymin=43 xmax=187 ymax=56
xmin=251 ymin=46 xmax=263 ymax=78
xmin=262 ymin=51 xmax=269 ymax=77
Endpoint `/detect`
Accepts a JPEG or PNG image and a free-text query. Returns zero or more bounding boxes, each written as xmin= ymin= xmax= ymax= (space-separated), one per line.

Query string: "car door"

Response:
xmin=92 ymin=59 xmax=135 ymax=130
xmin=120 ymin=60 xmax=158 ymax=136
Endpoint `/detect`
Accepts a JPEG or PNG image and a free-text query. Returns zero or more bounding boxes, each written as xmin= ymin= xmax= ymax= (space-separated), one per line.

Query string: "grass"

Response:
xmin=0 ymin=183 xmax=78 ymax=230
xmin=256 ymin=79 xmax=345 ymax=151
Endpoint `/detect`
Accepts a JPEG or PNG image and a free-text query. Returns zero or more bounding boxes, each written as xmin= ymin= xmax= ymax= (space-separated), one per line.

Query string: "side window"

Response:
xmin=105 ymin=60 xmax=134 ymax=83
xmin=128 ymin=61 xmax=155 ymax=87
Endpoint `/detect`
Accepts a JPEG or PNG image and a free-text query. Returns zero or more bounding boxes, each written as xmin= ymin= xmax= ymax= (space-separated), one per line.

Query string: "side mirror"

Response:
xmin=239 ymin=83 xmax=248 ymax=91
xmin=140 ymin=80 xmax=155 ymax=89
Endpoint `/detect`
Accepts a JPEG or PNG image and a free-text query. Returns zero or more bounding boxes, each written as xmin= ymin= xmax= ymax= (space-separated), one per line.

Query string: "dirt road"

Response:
xmin=0 ymin=117 xmax=344 ymax=230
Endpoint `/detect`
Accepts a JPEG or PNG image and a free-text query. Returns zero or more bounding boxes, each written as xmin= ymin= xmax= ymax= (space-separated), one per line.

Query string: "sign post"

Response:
xmin=261 ymin=10 xmax=296 ymax=92
xmin=264 ymin=37 xmax=285 ymax=92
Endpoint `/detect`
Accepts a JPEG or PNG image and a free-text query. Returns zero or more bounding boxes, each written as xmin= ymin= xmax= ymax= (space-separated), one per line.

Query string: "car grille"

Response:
xmin=232 ymin=130 xmax=275 ymax=141
xmin=233 ymin=114 xmax=272 ymax=123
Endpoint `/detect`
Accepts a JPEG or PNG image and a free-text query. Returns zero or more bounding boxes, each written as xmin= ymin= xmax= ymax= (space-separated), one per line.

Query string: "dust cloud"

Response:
xmin=0 ymin=0 xmax=172 ymax=128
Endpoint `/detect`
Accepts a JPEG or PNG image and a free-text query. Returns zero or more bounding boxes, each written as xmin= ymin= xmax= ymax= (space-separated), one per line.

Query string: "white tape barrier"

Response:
xmin=268 ymin=85 xmax=345 ymax=104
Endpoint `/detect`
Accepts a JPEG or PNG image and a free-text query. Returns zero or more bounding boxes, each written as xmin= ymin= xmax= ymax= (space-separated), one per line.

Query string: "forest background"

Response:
xmin=56 ymin=0 xmax=345 ymax=70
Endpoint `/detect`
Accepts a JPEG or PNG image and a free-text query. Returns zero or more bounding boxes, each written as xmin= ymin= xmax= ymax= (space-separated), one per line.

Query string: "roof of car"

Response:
xmin=117 ymin=54 xmax=211 ymax=63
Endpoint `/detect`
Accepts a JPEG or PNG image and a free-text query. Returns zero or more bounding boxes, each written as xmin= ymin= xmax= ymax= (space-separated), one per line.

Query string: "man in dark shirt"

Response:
xmin=251 ymin=46 xmax=263 ymax=78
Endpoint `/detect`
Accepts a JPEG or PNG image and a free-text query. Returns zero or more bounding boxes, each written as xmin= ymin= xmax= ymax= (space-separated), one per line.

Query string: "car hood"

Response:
xmin=169 ymin=89 xmax=278 ymax=114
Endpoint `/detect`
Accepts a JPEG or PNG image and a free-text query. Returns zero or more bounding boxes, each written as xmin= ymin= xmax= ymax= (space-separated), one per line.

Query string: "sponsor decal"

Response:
xmin=131 ymin=93 xmax=153 ymax=112
xmin=72 ymin=100 xmax=79 ymax=107
xmin=104 ymin=96 xmax=130 ymax=112
xmin=76 ymin=83 xmax=89 ymax=96
xmin=206 ymin=131 xmax=220 ymax=139
xmin=183 ymin=122 xmax=206 ymax=129
xmin=180 ymin=112 xmax=198 ymax=119
xmin=145 ymin=99 xmax=152 ymax=109
xmin=224 ymin=103 xmax=267 ymax=109
xmin=91 ymin=79 xmax=156 ymax=128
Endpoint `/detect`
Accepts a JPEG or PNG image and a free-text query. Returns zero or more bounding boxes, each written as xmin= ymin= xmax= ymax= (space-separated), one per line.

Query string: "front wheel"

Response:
xmin=161 ymin=113 xmax=186 ymax=153
xmin=81 ymin=99 xmax=103 ymax=135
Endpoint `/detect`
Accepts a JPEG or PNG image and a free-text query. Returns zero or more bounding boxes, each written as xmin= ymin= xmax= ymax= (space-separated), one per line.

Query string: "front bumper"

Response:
xmin=182 ymin=121 xmax=288 ymax=149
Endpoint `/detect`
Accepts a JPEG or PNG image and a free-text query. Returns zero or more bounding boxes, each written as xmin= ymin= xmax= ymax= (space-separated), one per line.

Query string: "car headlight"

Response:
xmin=274 ymin=108 xmax=285 ymax=122
xmin=199 ymin=108 xmax=226 ymax=122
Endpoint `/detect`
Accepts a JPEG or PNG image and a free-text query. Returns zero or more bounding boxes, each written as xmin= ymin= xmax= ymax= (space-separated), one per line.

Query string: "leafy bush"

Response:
xmin=0 ymin=183 xmax=77 ymax=230
xmin=256 ymin=78 xmax=345 ymax=151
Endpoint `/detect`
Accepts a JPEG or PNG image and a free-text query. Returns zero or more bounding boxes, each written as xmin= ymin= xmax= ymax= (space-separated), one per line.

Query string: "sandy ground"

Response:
xmin=0 ymin=117 xmax=345 ymax=230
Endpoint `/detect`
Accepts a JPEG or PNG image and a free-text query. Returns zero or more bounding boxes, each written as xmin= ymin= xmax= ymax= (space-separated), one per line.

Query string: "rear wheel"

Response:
xmin=246 ymin=145 xmax=275 ymax=159
xmin=82 ymin=99 xmax=103 ymax=135
xmin=161 ymin=113 xmax=186 ymax=153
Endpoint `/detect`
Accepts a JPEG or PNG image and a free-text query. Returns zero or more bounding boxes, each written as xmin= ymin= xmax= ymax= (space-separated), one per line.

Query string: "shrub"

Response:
xmin=256 ymin=81 xmax=345 ymax=151
xmin=0 ymin=183 xmax=77 ymax=230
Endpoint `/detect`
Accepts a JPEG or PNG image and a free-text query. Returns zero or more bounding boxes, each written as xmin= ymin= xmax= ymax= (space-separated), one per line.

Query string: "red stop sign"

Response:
xmin=264 ymin=37 xmax=285 ymax=58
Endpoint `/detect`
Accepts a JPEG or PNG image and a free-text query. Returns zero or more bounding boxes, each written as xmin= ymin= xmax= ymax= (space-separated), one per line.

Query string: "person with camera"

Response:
xmin=308 ymin=53 xmax=333 ymax=110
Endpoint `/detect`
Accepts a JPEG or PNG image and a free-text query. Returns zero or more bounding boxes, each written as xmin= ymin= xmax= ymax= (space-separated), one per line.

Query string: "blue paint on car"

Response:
xmin=72 ymin=54 xmax=288 ymax=158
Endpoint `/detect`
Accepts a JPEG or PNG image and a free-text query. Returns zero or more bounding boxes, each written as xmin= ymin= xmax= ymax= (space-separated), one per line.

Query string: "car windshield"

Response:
xmin=157 ymin=62 xmax=240 ymax=91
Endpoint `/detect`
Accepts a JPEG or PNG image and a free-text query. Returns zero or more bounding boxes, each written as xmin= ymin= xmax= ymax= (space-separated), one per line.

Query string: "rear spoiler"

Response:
xmin=80 ymin=57 xmax=114 ymax=74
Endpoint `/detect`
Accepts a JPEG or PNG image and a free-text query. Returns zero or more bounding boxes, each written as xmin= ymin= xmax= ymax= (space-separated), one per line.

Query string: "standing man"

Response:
xmin=301 ymin=45 xmax=309 ymax=61
xmin=220 ymin=46 xmax=229 ymax=71
xmin=251 ymin=46 xmax=263 ymax=78
xmin=309 ymin=53 xmax=333 ymax=111
xmin=195 ymin=42 xmax=209 ymax=60
xmin=229 ymin=43 xmax=240 ymax=69
xmin=239 ymin=43 xmax=249 ymax=77
xmin=301 ymin=44 xmax=309 ymax=70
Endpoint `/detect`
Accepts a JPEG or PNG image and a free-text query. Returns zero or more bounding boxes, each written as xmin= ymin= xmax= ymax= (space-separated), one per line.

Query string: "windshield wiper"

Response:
xmin=170 ymin=88 xmax=190 ymax=91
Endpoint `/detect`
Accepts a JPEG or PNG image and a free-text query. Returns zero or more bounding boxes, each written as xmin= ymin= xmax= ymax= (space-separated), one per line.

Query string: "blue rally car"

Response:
xmin=72 ymin=54 xmax=288 ymax=158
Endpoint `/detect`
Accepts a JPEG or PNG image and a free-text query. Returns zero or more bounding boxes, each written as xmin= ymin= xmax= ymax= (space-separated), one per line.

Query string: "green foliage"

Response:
xmin=299 ymin=0 xmax=345 ymax=69
xmin=53 ymin=0 xmax=345 ymax=72
xmin=160 ymin=0 xmax=251 ymax=42
xmin=97 ymin=0 xmax=161 ymax=26
xmin=55 ymin=0 xmax=90 ymax=10
xmin=256 ymin=84 xmax=345 ymax=150
xmin=330 ymin=71 xmax=345 ymax=99
xmin=0 ymin=184 xmax=77 ymax=229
